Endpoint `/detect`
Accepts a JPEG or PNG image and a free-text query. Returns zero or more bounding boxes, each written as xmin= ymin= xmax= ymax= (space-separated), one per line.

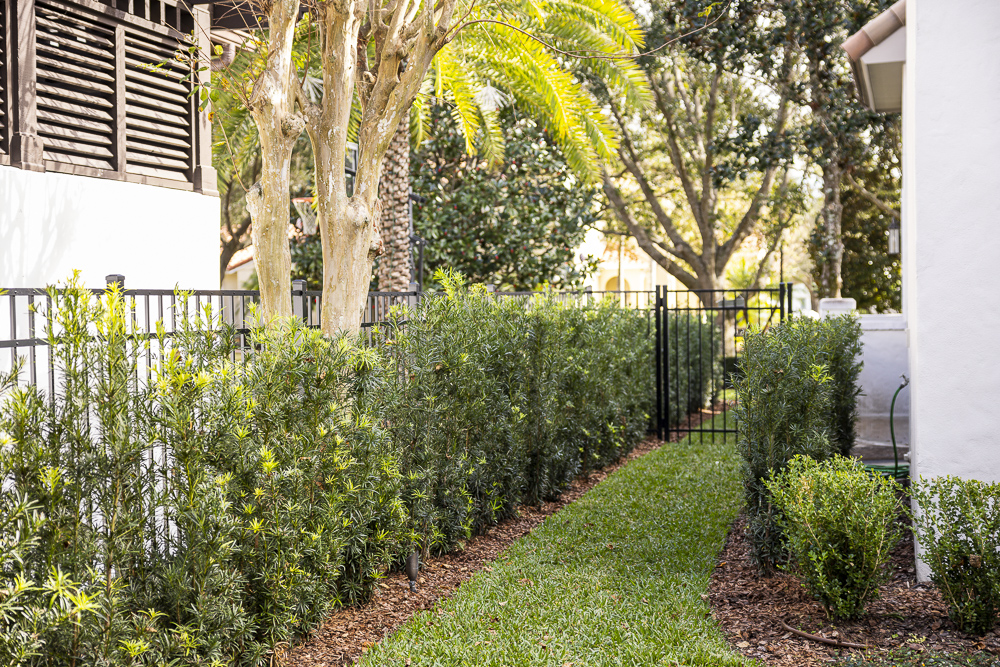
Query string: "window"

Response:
xmin=0 ymin=0 xmax=214 ymax=192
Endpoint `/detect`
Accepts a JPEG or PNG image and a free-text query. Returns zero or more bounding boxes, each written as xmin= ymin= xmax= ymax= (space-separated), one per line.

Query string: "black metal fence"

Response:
xmin=654 ymin=284 xmax=794 ymax=443
xmin=1 ymin=278 xmax=656 ymax=389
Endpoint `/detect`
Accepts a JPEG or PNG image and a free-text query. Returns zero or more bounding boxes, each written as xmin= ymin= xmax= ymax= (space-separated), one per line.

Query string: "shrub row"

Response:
xmin=733 ymin=315 xmax=863 ymax=572
xmin=0 ymin=273 xmax=656 ymax=666
xmin=661 ymin=312 xmax=718 ymax=428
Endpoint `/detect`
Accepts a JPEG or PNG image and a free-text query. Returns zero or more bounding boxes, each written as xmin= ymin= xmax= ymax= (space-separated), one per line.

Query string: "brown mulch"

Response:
xmin=708 ymin=512 xmax=1000 ymax=665
xmin=287 ymin=424 xmax=700 ymax=667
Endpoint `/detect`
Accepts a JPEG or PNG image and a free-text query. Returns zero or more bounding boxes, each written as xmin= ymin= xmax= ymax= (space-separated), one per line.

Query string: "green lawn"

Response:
xmin=358 ymin=423 xmax=754 ymax=667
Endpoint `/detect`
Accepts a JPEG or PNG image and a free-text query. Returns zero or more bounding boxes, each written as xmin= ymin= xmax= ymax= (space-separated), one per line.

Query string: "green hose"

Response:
xmin=890 ymin=375 xmax=909 ymax=479
xmin=867 ymin=375 xmax=910 ymax=481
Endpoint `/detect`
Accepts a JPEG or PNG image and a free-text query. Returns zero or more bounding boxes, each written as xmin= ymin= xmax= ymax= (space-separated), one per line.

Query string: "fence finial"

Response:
xmin=105 ymin=274 xmax=125 ymax=289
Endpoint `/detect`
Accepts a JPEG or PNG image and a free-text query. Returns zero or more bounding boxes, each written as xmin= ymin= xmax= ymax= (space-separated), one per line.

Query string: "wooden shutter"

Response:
xmin=0 ymin=0 xmax=6 ymax=156
xmin=123 ymin=24 xmax=193 ymax=182
xmin=34 ymin=0 xmax=116 ymax=170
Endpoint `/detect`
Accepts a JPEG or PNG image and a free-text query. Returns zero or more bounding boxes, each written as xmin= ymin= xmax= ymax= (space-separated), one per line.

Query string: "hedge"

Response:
xmin=0 ymin=273 xmax=654 ymax=666
xmin=733 ymin=314 xmax=863 ymax=573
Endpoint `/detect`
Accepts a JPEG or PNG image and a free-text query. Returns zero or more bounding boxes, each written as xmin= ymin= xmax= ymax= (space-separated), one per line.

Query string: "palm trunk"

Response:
xmin=377 ymin=119 xmax=413 ymax=291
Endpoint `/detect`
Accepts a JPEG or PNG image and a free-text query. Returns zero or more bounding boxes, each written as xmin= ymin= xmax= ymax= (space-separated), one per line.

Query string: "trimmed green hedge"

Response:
xmin=733 ymin=315 xmax=863 ymax=573
xmin=0 ymin=274 xmax=653 ymax=666
xmin=662 ymin=312 xmax=718 ymax=427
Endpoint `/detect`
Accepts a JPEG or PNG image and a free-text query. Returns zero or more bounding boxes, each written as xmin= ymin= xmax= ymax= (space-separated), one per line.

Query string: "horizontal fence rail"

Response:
xmin=1 ymin=279 xmax=655 ymax=388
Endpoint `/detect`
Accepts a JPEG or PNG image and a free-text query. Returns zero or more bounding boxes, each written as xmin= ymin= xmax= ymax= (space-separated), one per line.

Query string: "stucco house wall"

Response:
xmin=903 ymin=0 xmax=1000 ymax=577
xmin=905 ymin=0 xmax=1000 ymax=485
xmin=0 ymin=166 xmax=218 ymax=290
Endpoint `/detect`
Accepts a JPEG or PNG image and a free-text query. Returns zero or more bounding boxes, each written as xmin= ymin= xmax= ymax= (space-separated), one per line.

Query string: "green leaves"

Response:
xmin=420 ymin=0 xmax=649 ymax=180
xmin=768 ymin=455 xmax=902 ymax=619
xmin=911 ymin=476 xmax=1000 ymax=635
xmin=409 ymin=107 xmax=600 ymax=291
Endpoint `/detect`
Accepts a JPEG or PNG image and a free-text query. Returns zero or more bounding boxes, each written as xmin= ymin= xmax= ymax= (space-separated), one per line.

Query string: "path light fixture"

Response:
xmin=405 ymin=552 xmax=420 ymax=592
xmin=888 ymin=219 xmax=901 ymax=255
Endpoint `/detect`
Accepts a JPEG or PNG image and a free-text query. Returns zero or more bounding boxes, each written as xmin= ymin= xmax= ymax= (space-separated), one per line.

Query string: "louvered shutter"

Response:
xmin=124 ymin=24 xmax=193 ymax=182
xmin=0 ymin=1 xmax=7 ymax=156
xmin=35 ymin=0 xmax=117 ymax=171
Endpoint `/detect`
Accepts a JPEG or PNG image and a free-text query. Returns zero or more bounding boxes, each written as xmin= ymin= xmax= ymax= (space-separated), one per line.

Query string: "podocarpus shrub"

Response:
xmin=734 ymin=320 xmax=837 ymax=572
xmin=816 ymin=315 xmax=864 ymax=456
xmin=911 ymin=476 xmax=1000 ymax=635
xmin=0 ymin=279 xmax=407 ymax=666
xmin=0 ymin=273 xmax=655 ymax=664
xmin=388 ymin=271 xmax=653 ymax=553
xmin=767 ymin=455 xmax=902 ymax=619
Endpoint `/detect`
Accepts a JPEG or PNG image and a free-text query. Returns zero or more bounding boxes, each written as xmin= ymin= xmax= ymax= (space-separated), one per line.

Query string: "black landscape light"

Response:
xmin=888 ymin=219 xmax=901 ymax=255
xmin=405 ymin=552 xmax=420 ymax=592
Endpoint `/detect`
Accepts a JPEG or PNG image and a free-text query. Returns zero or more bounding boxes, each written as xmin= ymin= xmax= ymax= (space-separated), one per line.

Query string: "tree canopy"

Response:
xmin=411 ymin=107 xmax=600 ymax=290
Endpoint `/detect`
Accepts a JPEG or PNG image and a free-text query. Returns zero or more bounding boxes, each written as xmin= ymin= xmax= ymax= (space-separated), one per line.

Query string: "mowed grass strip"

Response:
xmin=358 ymin=423 xmax=755 ymax=667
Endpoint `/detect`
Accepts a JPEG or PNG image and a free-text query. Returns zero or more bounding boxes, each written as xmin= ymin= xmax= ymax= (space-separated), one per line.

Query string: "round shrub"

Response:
xmin=911 ymin=476 xmax=1000 ymax=635
xmin=767 ymin=455 xmax=902 ymax=619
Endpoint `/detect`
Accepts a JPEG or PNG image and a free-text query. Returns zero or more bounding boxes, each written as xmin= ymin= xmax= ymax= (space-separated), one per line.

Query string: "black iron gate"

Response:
xmin=654 ymin=284 xmax=794 ymax=443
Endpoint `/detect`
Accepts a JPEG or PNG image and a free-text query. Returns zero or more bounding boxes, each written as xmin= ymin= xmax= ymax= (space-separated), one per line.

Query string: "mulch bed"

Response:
xmin=708 ymin=512 xmax=1000 ymax=665
xmin=286 ymin=426 xmax=697 ymax=667
xmin=286 ymin=407 xmax=727 ymax=667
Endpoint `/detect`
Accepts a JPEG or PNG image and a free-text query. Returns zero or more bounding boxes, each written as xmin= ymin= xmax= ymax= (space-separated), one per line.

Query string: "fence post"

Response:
xmin=584 ymin=284 xmax=592 ymax=306
xmin=407 ymin=281 xmax=420 ymax=310
xmin=779 ymin=282 xmax=786 ymax=322
xmin=655 ymin=285 xmax=662 ymax=440
xmin=291 ymin=279 xmax=306 ymax=323
xmin=106 ymin=274 xmax=125 ymax=290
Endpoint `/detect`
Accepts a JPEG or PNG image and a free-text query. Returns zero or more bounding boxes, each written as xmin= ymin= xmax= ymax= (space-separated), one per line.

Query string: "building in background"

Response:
xmin=844 ymin=0 xmax=1000 ymax=577
xmin=0 ymin=0 xmax=229 ymax=289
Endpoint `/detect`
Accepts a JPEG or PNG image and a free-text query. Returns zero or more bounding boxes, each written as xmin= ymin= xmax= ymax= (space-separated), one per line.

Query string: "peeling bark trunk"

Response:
xmin=817 ymin=164 xmax=844 ymax=298
xmin=244 ymin=0 xmax=303 ymax=323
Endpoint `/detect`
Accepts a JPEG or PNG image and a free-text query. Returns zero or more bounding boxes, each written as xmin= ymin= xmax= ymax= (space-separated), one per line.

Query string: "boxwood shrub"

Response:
xmin=768 ymin=455 xmax=902 ymax=619
xmin=911 ymin=475 xmax=1000 ymax=635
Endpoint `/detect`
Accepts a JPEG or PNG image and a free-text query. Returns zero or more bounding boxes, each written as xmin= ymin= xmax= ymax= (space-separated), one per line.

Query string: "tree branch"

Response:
xmin=845 ymin=171 xmax=900 ymax=220
xmin=602 ymin=170 xmax=700 ymax=291
xmin=649 ymin=75 xmax=706 ymax=233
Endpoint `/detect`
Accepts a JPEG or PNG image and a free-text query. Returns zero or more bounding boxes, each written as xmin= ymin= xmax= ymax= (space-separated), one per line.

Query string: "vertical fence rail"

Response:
xmin=655 ymin=284 xmax=793 ymax=443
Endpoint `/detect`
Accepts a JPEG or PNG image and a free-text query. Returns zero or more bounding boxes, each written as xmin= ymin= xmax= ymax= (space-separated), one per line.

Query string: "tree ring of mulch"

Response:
xmin=708 ymin=511 xmax=1000 ymax=665
xmin=287 ymin=429 xmax=691 ymax=667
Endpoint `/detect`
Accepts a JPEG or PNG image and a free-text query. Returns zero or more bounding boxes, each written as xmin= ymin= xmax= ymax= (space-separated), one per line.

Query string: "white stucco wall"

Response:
xmin=0 ymin=166 xmax=218 ymax=290
xmin=906 ymin=0 xmax=1000 ymax=488
xmin=856 ymin=314 xmax=909 ymax=447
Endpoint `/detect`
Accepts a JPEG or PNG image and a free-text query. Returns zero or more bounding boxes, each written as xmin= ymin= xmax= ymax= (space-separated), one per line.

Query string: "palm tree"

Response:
xmin=375 ymin=120 xmax=413 ymax=292
xmin=213 ymin=0 xmax=650 ymax=331
xmin=374 ymin=1 xmax=650 ymax=294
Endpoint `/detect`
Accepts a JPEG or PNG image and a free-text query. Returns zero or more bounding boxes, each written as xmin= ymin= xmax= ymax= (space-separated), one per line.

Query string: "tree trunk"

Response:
xmin=244 ymin=0 xmax=302 ymax=323
xmin=376 ymin=118 xmax=413 ymax=291
xmin=817 ymin=163 xmax=844 ymax=298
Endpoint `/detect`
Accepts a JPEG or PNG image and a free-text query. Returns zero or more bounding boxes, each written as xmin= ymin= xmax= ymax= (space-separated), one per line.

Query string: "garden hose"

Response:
xmin=865 ymin=375 xmax=910 ymax=481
